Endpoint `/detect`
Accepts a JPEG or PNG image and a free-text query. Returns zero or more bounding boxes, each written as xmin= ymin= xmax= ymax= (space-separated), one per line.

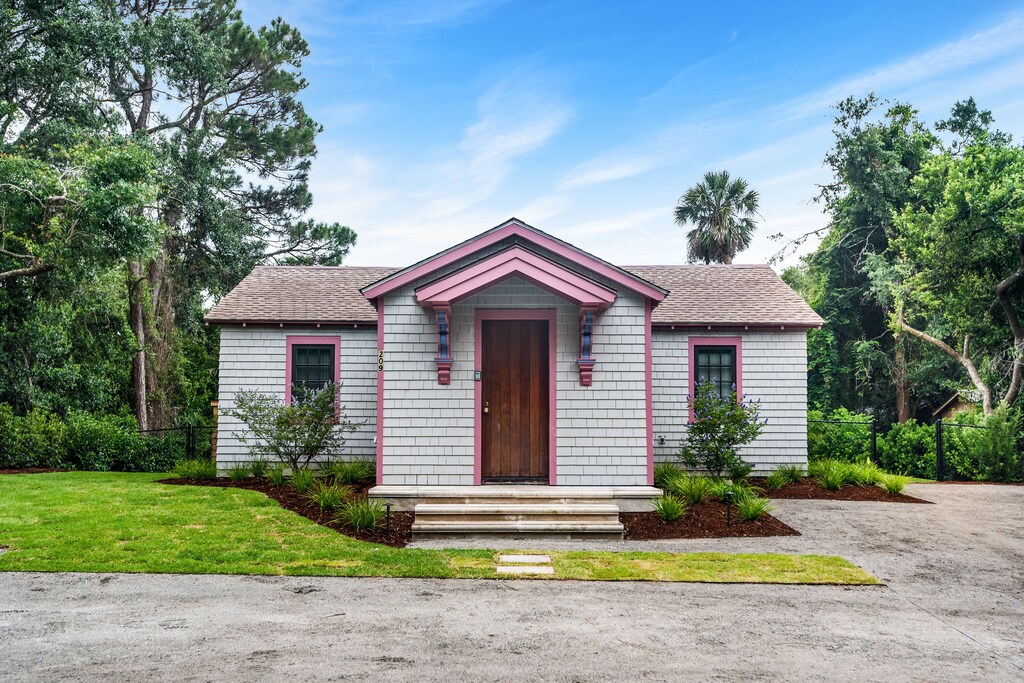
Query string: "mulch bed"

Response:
xmin=621 ymin=502 xmax=798 ymax=540
xmin=752 ymin=478 xmax=932 ymax=504
xmin=159 ymin=477 xmax=414 ymax=547
xmin=0 ymin=467 xmax=67 ymax=475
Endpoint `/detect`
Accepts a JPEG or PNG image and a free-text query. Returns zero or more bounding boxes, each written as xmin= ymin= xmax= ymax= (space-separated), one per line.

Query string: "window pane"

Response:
xmin=695 ymin=345 xmax=736 ymax=401
xmin=292 ymin=344 xmax=335 ymax=402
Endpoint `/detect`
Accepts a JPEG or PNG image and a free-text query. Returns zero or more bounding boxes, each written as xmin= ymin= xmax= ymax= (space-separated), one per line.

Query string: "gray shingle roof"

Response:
xmin=626 ymin=264 xmax=823 ymax=327
xmin=205 ymin=263 xmax=822 ymax=328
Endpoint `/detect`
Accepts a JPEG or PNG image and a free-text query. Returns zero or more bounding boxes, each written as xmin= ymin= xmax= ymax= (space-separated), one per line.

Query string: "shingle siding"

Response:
xmin=381 ymin=276 xmax=649 ymax=486
xmin=652 ymin=328 xmax=809 ymax=473
xmin=216 ymin=326 xmax=378 ymax=470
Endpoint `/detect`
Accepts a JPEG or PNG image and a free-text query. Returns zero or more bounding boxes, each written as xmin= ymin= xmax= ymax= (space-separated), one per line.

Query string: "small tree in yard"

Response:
xmin=678 ymin=381 xmax=765 ymax=479
xmin=226 ymin=386 xmax=358 ymax=472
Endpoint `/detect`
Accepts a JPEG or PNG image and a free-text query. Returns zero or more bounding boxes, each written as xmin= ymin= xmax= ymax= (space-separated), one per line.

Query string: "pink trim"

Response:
xmin=687 ymin=336 xmax=743 ymax=422
xmin=363 ymin=219 xmax=666 ymax=302
xmin=654 ymin=322 xmax=819 ymax=330
xmin=645 ymin=299 xmax=654 ymax=486
xmin=375 ymin=303 xmax=384 ymax=485
xmin=473 ymin=308 xmax=558 ymax=486
xmin=285 ymin=336 xmax=341 ymax=418
xmin=416 ymin=246 xmax=616 ymax=310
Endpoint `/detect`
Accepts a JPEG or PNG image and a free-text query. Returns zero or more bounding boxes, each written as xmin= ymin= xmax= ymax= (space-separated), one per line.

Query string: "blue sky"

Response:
xmin=238 ymin=0 xmax=1024 ymax=268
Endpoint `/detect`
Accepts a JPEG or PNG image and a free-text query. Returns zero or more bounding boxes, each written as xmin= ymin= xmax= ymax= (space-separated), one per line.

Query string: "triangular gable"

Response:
xmin=361 ymin=218 xmax=668 ymax=303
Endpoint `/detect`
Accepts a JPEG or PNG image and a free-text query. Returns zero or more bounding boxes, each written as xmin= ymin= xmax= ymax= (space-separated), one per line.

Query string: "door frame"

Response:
xmin=474 ymin=308 xmax=558 ymax=485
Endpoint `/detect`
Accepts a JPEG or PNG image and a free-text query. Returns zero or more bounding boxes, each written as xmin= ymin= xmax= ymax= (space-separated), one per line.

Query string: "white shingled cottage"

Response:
xmin=206 ymin=218 xmax=822 ymax=537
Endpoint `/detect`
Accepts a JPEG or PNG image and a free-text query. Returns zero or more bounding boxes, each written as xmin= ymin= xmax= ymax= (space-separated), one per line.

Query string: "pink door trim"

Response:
xmin=474 ymin=308 xmax=558 ymax=486
xmin=375 ymin=303 xmax=384 ymax=485
xmin=645 ymin=299 xmax=654 ymax=486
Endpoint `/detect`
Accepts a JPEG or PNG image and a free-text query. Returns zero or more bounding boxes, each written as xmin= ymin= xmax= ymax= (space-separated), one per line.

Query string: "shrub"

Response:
xmin=764 ymin=470 xmax=789 ymax=490
xmin=878 ymin=419 xmax=935 ymax=479
xmin=267 ymin=465 xmax=287 ymax=486
xmin=322 ymin=458 xmax=376 ymax=485
xmin=807 ymin=407 xmax=872 ymax=462
xmin=227 ymin=464 xmax=251 ymax=481
xmin=289 ymin=468 xmax=317 ymax=493
xmin=677 ymin=381 xmax=764 ymax=478
xmin=879 ymin=473 xmax=909 ymax=495
xmin=338 ymin=498 xmax=385 ymax=531
xmin=307 ymin=481 xmax=354 ymax=512
xmin=651 ymin=495 xmax=687 ymax=522
xmin=736 ymin=495 xmax=774 ymax=521
xmin=727 ymin=458 xmax=753 ymax=482
xmin=249 ymin=458 xmax=270 ymax=478
xmin=0 ymin=405 xmax=67 ymax=469
xmin=665 ymin=473 xmax=713 ymax=505
xmin=653 ymin=462 xmax=681 ymax=489
xmin=945 ymin=408 xmax=1022 ymax=482
xmin=225 ymin=387 xmax=360 ymax=472
xmin=173 ymin=458 xmax=217 ymax=480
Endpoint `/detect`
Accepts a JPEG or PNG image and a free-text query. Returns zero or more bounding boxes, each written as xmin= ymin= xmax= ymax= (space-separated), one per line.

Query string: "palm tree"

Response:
xmin=674 ymin=170 xmax=760 ymax=264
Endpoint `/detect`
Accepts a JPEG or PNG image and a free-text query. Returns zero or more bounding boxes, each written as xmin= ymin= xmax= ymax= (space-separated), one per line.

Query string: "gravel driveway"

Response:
xmin=2 ymin=483 xmax=1022 ymax=681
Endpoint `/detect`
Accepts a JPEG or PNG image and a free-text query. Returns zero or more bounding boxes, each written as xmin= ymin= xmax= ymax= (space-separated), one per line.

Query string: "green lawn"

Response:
xmin=0 ymin=472 xmax=879 ymax=584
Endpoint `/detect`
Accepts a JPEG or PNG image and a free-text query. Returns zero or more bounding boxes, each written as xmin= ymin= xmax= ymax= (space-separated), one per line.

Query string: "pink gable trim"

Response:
xmin=473 ymin=309 xmax=558 ymax=486
xmin=687 ymin=336 xmax=743 ymax=421
xmin=416 ymin=246 xmax=617 ymax=309
xmin=362 ymin=219 xmax=667 ymax=302
xmin=285 ymin=335 xmax=342 ymax=418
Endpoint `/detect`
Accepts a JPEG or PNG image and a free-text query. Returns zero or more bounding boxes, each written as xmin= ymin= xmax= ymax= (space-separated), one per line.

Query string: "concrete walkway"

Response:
xmin=2 ymin=483 xmax=1023 ymax=681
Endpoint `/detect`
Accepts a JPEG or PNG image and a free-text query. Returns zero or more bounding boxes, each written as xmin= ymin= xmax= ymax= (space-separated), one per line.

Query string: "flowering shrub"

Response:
xmin=677 ymin=381 xmax=764 ymax=479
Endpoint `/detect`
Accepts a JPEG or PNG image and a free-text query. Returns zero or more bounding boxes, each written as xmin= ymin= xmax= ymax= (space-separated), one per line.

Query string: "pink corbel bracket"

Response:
xmin=434 ymin=305 xmax=453 ymax=385
xmin=577 ymin=306 xmax=598 ymax=386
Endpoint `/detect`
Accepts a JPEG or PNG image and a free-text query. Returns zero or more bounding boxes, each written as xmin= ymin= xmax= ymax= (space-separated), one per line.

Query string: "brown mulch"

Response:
xmin=0 ymin=467 xmax=67 ymax=475
xmin=159 ymin=476 xmax=414 ymax=547
xmin=751 ymin=477 xmax=932 ymax=504
xmin=621 ymin=501 xmax=798 ymax=540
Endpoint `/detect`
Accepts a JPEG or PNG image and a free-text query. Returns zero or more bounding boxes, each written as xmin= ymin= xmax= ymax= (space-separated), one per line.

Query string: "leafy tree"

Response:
xmin=674 ymin=170 xmax=759 ymax=264
xmin=678 ymin=381 xmax=764 ymax=479
xmin=226 ymin=387 xmax=359 ymax=472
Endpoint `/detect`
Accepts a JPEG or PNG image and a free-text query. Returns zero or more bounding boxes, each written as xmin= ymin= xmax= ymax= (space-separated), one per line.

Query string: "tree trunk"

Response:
xmin=895 ymin=345 xmax=913 ymax=423
xmin=994 ymin=237 xmax=1024 ymax=408
xmin=128 ymin=260 xmax=149 ymax=431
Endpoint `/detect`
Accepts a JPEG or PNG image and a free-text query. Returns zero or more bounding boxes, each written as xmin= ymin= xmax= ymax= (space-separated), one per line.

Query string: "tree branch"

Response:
xmin=899 ymin=318 xmax=993 ymax=414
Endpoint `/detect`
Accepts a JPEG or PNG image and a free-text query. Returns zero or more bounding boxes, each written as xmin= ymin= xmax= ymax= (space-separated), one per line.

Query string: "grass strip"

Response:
xmin=0 ymin=472 xmax=877 ymax=584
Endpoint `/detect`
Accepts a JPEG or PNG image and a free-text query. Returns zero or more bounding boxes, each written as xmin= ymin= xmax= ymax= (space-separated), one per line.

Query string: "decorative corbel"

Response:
xmin=434 ymin=305 xmax=453 ymax=385
xmin=577 ymin=306 xmax=597 ymax=386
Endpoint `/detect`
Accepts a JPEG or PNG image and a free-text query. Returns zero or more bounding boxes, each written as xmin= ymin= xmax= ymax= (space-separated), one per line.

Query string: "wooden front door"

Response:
xmin=481 ymin=319 xmax=549 ymax=481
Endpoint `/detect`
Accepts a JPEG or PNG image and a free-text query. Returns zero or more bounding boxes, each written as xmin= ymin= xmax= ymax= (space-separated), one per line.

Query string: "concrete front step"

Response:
xmin=411 ymin=520 xmax=625 ymax=540
xmin=414 ymin=503 xmax=621 ymax=524
xmin=370 ymin=485 xmax=661 ymax=512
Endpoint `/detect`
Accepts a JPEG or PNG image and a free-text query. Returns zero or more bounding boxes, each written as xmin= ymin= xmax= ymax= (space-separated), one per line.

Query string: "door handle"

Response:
xmin=483 ymin=401 xmax=489 ymax=414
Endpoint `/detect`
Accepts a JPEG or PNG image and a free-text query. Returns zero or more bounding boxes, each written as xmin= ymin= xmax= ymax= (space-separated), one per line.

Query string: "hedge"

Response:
xmin=0 ymin=405 xmax=200 ymax=472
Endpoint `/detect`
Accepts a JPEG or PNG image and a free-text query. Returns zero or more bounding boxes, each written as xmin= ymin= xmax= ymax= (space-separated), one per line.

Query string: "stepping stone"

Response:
xmin=498 ymin=554 xmax=551 ymax=564
xmin=497 ymin=565 xmax=555 ymax=575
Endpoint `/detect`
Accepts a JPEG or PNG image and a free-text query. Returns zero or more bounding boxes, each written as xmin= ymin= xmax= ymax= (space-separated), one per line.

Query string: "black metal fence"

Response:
xmin=934 ymin=419 xmax=986 ymax=482
xmin=139 ymin=424 xmax=216 ymax=462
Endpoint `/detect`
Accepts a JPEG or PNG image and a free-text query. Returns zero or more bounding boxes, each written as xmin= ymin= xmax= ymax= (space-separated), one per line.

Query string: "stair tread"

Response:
xmin=412 ymin=521 xmax=624 ymax=530
xmin=414 ymin=503 xmax=620 ymax=513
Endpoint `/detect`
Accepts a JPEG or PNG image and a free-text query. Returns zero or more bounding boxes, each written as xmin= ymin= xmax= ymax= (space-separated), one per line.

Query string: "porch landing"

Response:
xmin=368 ymin=485 xmax=662 ymax=540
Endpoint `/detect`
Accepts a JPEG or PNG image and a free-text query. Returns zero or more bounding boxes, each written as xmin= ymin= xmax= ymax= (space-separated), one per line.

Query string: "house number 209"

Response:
xmin=378 ymin=351 xmax=384 ymax=372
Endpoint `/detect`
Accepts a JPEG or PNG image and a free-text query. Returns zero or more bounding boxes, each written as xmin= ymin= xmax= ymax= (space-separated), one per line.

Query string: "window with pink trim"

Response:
xmin=688 ymin=337 xmax=742 ymax=414
xmin=285 ymin=336 xmax=341 ymax=416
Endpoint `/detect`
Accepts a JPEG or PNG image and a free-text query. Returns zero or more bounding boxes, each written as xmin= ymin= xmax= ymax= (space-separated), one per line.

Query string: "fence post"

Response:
xmin=934 ymin=420 xmax=944 ymax=482
xmin=186 ymin=425 xmax=195 ymax=461
xmin=870 ymin=418 xmax=877 ymax=463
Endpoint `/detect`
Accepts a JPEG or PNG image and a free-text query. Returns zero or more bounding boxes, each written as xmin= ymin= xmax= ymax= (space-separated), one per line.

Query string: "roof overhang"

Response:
xmin=362 ymin=218 xmax=667 ymax=303
xmin=415 ymin=246 xmax=617 ymax=310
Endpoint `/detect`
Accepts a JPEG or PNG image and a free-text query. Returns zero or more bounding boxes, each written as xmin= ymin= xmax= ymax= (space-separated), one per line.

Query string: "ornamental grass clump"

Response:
xmin=267 ymin=465 xmax=287 ymax=486
xmin=306 ymin=481 xmax=353 ymax=512
xmin=650 ymin=494 xmax=687 ymax=522
xmin=173 ymin=458 xmax=217 ymax=480
xmin=708 ymin=479 xmax=755 ymax=503
xmin=736 ymin=495 xmax=774 ymax=521
xmin=289 ymin=468 xmax=317 ymax=494
xmin=846 ymin=461 xmax=884 ymax=486
xmin=879 ymin=473 xmax=909 ymax=495
xmin=338 ymin=498 xmax=385 ymax=531
xmin=322 ymin=458 xmax=376 ymax=485
xmin=666 ymin=473 xmax=713 ymax=505
xmin=226 ymin=464 xmax=251 ymax=481
xmin=764 ymin=469 xmax=789 ymax=490
xmin=248 ymin=458 xmax=270 ymax=478
xmin=775 ymin=464 xmax=805 ymax=485
xmin=677 ymin=381 xmax=764 ymax=479
xmin=810 ymin=460 xmax=846 ymax=490
xmin=653 ymin=462 xmax=682 ymax=489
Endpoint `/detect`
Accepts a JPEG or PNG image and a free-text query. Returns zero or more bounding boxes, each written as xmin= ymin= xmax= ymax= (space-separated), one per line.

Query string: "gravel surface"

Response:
xmin=2 ymin=483 xmax=1023 ymax=681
